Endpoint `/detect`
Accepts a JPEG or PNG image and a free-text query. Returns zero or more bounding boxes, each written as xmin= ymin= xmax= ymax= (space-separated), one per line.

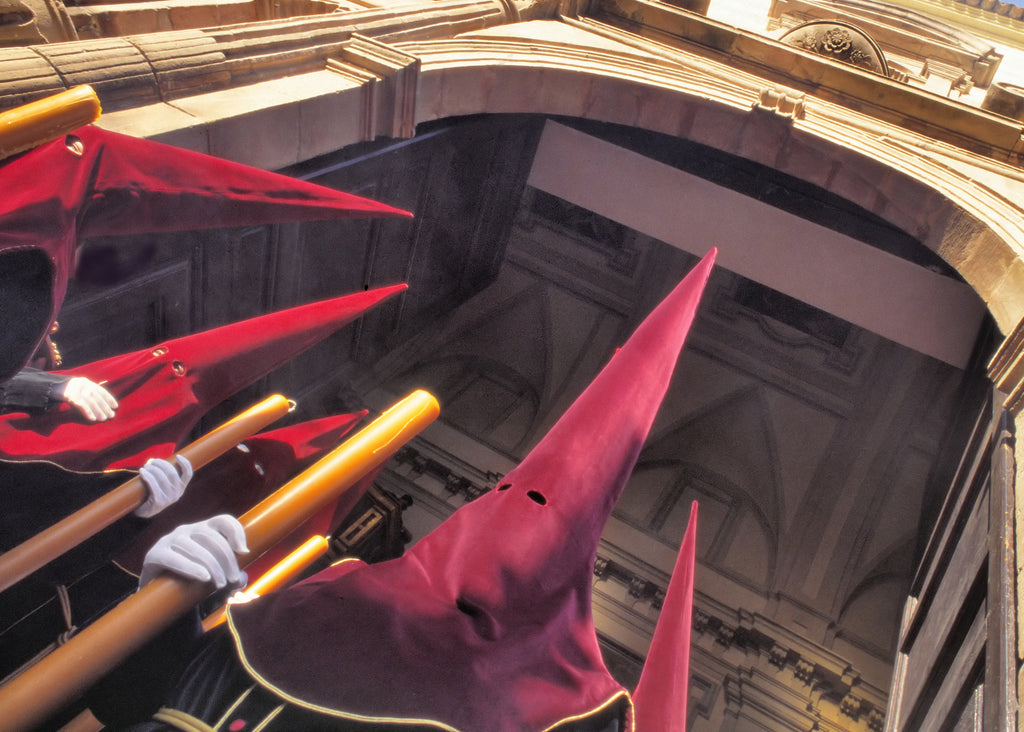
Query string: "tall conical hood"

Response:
xmin=0 ymin=284 xmax=407 ymax=471
xmin=632 ymin=501 xmax=698 ymax=730
xmin=114 ymin=412 xmax=368 ymax=576
xmin=0 ymin=124 xmax=411 ymax=381
xmin=228 ymin=249 xmax=718 ymax=731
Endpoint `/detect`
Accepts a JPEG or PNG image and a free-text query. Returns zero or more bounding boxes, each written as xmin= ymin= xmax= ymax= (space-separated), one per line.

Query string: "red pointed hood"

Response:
xmin=114 ymin=413 xmax=369 ymax=576
xmin=632 ymin=501 xmax=698 ymax=730
xmin=228 ymin=250 xmax=718 ymax=731
xmin=0 ymin=125 xmax=411 ymax=381
xmin=0 ymin=284 xmax=407 ymax=471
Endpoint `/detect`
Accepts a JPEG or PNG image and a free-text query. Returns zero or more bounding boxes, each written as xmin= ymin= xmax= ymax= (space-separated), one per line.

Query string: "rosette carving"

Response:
xmin=780 ymin=20 xmax=889 ymax=76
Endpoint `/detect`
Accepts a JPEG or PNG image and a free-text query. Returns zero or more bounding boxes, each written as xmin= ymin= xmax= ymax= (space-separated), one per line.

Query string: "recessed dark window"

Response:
xmin=736 ymin=279 xmax=851 ymax=348
xmin=531 ymin=189 xmax=628 ymax=254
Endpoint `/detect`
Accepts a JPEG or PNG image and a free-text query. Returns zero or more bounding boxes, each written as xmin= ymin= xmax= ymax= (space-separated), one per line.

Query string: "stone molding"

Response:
xmin=583 ymin=0 xmax=1022 ymax=162
xmin=886 ymin=0 xmax=1024 ymax=49
xmin=988 ymin=316 xmax=1024 ymax=413
xmin=328 ymin=33 xmax=420 ymax=139
xmin=693 ymin=605 xmax=888 ymax=731
xmin=0 ymin=0 xmax=77 ymax=44
xmin=0 ymin=0 xmax=513 ymax=111
xmin=983 ymin=81 xmax=1024 ymax=123
xmin=754 ymin=84 xmax=807 ymax=119
xmin=589 ymin=553 xmax=891 ymax=731
xmin=389 ymin=444 xmax=500 ymax=503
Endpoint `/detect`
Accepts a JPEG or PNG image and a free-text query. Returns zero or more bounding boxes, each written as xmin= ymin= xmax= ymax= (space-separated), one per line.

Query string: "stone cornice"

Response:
xmin=328 ymin=33 xmax=420 ymax=138
xmin=951 ymin=0 xmax=1024 ymax=20
xmin=0 ymin=0 xmax=518 ymax=111
xmin=582 ymin=0 xmax=1024 ymax=163
xmin=590 ymin=551 xmax=891 ymax=730
xmin=767 ymin=0 xmax=1004 ymax=87
xmin=887 ymin=0 xmax=1024 ymax=50
xmin=692 ymin=607 xmax=888 ymax=730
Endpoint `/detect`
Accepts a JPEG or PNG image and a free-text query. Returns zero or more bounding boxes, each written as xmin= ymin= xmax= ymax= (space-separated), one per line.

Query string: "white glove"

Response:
xmin=139 ymin=515 xmax=249 ymax=589
xmin=135 ymin=456 xmax=193 ymax=518
xmin=59 ymin=377 xmax=118 ymax=422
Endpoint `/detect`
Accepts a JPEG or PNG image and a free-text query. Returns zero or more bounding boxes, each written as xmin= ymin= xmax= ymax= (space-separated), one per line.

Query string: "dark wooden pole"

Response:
xmin=0 ymin=390 xmax=438 ymax=731
xmin=0 ymin=394 xmax=293 ymax=593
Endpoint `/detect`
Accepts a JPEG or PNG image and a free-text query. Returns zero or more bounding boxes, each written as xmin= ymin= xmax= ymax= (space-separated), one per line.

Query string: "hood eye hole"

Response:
xmin=527 ymin=490 xmax=546 ymax=505
xmin=456 ymin=598 xmax=482 ymax=618
xmin=64 ymin=135 xmax=84 ymax=156
xmin=496 ymin=483 xmax=511 ymax=491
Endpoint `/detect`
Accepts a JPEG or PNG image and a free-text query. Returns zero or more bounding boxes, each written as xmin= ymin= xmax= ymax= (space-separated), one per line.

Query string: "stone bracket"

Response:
xmin=988 ymin=317 xmax=1024 ymax=413
xmin=753 ymin=84 xmax=806 ymax=120
xmin=693 ymin=606 xmax=887 ymax=729
xmin=1012 ymin=130 xmax=1024 ymax=168
xmin=326 ymin=33 xmax=420 ymax=140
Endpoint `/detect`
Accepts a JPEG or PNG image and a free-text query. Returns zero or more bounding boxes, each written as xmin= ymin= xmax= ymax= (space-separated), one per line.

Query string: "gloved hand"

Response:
xmin=139 ymin=515 xmax=249 ymax=589
xmin=135 ymin=456 xmax=193 ymax=518
xmin=59 ymin=377 xmax=118 ymax=421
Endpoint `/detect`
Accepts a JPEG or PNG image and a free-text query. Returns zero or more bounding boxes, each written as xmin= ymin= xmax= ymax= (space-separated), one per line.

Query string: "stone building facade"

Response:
xmin=2 ymin=0 xmax=1024 ymax=729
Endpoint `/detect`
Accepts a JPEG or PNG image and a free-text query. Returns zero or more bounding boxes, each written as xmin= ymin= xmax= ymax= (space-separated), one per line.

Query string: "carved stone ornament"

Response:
xmin=0 ymin=0 xmax=76 ymax=44
xmin=780 ymin=20 xmax=889 ymax=77
xmin=756 ymin=85 xmax=806 ymax=119
xmin=982 ymin=81 xmax=1024 ymax=123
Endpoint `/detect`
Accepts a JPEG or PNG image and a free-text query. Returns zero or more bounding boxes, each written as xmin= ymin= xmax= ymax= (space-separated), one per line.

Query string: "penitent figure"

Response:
xmin=0 ymin=121 xmax=411 ymax=428
xmin=0 ymin=246 xmax=116 ymax=421
xmin=0 ymin=121 xmax=410 ymax=693
xmin=0 ymin=455 xmax=192 ymax=682
xmin=86 ymin=251 xmax=717 ymax=732
xmin=0 ymin=368 xmax=117 ymax=422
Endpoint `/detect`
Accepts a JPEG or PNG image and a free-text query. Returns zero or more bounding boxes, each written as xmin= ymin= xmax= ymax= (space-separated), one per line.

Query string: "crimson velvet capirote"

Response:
xmin=227 ymin=249 xmax=718 ymax=731
xmin=0 ymin=124 xmax=410 ymax=382
xmin=632 ymin=501 xmax=698 ymax=730
xmin=0 ymin=285 xmax=407 ymax=471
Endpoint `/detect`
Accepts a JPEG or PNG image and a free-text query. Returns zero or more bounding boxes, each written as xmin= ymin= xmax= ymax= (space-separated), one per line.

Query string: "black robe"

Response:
xmin=87 ymin=621 xmax=628 ymax=732
xmin=0 ymin=368 xmax=69 ymax=414
xmin=0 ymin=459 xmax=142 ymax=683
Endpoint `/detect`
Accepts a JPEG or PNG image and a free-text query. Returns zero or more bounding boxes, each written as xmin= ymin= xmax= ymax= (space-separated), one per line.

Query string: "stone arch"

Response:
xmin=834 ymin=536 xmax=918 ymax=658
xmin=30 ymin=21 xmax=1018 ymax=374
xmin=639 ymin=385 xmax=785 ymax=534
xmin=402 ymin=35 xmax=1023 ymax=354
xmin=621 ymin=458 xmax=779 ymax=591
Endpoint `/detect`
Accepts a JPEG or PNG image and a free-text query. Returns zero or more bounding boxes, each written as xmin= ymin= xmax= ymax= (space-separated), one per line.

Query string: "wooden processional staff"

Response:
xmin=0 ymin=389 xmax=440 ymax=731
xmin=0 ymin=393 xmax=295 ymax=594
xmin=0 ymin=85 xmax=101 ymax=161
